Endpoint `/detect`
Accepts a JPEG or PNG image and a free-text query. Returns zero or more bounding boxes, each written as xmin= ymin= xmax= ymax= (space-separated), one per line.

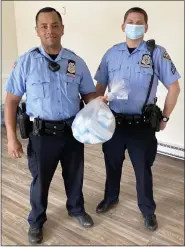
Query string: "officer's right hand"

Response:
xmin=7 ymin=138 xmax=23 ymax=158
xmin=98 ymin=95 xmax=108 ymax=104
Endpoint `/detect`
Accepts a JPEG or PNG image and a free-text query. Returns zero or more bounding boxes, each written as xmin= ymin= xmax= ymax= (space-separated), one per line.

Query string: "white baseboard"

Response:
xmin=157 ymin=141 xmax=184 ymax=160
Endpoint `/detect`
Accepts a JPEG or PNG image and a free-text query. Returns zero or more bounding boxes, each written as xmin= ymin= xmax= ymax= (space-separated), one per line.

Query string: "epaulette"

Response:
xmin=112 ymin=42 xmax=124 ymax=48
xmin=64 ymin=48 xmax=77 ymax=56
xmin=27 ymin=47 xmax=39 ymax=53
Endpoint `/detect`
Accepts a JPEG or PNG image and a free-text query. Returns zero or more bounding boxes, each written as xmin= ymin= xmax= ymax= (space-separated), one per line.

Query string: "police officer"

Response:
xmin=5 ymin=7 xmax=101 ymax=244
xmin=95 ymin=7 xmax=181 ymax=231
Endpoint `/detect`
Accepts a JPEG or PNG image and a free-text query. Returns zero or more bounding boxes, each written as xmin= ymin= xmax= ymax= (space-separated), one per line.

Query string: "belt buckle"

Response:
xmin=53 ymin=122 xmax=66 ymax=136
xmin=53 ymin=121 xmax=65 ymax=130
xmin=44 ymin=120 xmax=66 ymax=136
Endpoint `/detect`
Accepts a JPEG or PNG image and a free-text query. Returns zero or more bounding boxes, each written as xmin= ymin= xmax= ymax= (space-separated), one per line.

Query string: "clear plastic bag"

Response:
xmin=72 ymin=98 xmax=115 ymax=144
xmin=107 ymin=79 xmax=131 ymax=101
xmin=72 ymin=80 xmax=128 ymax=144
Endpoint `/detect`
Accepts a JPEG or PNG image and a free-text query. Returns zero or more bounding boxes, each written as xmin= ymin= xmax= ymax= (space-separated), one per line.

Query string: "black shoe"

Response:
xmin=144 ymin=214 xmax=158 ymax=231
xmin=96 ymin=199 xmax=119 ymax=213
xmin=28 ymin=226 xmax=43 ymax=244
xmin=71 ymin=212 xmax=94 ymax=228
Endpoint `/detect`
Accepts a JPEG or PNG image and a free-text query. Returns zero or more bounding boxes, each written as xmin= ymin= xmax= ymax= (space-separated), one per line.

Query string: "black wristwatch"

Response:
xmin=162 ymin=116 xmax=169 ymax=122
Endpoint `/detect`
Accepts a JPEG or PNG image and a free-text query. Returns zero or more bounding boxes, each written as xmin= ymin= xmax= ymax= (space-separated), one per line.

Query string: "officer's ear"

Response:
xmin=61 ymin=24 xmax=64 ymax=36
xmin=145 ymin=24 xmax=148 ymax=33
xmin=35 ymin=26 xmax=39 ymax=37
xmin=121 ymin=23 xmax=126 ymax=32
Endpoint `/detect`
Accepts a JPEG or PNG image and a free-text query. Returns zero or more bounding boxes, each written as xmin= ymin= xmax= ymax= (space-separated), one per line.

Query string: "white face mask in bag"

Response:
xmin=72 ymin=98 xmax=116 ymax=144
xmin=72 ymin=80 xmax=130 ymax=144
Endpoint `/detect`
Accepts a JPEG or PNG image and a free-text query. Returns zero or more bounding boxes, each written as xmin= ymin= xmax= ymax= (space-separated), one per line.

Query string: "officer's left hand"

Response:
xmin=160 ymin=121 xmax=167 ymax=131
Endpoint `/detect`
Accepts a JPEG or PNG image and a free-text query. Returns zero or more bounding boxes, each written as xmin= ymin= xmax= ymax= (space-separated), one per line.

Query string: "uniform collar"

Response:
xmin=118 ymin=40 xmax=147 ymax=52
xmin=34 ymin=45 xmax=70 ymax=61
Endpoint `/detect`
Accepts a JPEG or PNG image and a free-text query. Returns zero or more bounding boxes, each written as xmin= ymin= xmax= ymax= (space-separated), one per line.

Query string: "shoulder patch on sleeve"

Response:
xmin=171 ymin=62 xmax=176 ymax=74
xmin=163 ymin=50 xmax=171 ymax=60
xmin=12 ymin=61 xmax=18 ymax=69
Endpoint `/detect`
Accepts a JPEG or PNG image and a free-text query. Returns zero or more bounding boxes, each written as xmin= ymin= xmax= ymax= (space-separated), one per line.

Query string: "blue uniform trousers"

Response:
xmin=27 ymin=128 xmax=84 ymax=228
xmin=102 ymin=123 xmax=157 ymax=216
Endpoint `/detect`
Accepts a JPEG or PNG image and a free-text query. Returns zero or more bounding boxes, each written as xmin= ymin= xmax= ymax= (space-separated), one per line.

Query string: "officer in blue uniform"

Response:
xmin=95 ymin=7 xmax=181 ymax=231
xmin=5 ymin=7 xmax=98 ymax=244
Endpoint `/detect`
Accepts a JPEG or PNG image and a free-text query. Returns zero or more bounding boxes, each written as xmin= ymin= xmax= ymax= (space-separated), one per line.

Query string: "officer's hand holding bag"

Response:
xmin=72 ymin=82 xmax=126 ymax=144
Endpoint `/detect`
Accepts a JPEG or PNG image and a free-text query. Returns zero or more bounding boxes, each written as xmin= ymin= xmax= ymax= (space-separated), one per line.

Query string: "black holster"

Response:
xmin=143 ymin=104 xmax=162 ymax=132
xmin=141 ymin=39 xmax=163 ymax=132
xmin=17 ymin=102 xmax=31 ymax=139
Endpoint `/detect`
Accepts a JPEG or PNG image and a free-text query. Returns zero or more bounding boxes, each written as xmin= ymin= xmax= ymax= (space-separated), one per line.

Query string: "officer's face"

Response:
xmin=36 ymin=11 xmax=64 ymax=48
xmin=122 ymin=12 xmax=148 ymax=32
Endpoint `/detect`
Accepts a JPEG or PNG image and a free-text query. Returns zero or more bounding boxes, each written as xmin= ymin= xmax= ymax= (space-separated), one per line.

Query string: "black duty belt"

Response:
xmin=112 ymin=111 xmax=149 ymax=126
xmin=30 ymin=117 xmax=75 ymax=136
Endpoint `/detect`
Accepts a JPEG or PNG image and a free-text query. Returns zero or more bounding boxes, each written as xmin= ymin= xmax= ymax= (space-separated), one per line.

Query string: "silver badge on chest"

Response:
xmin=140 ymin=54 xmax=151 ymax=68
xmin=67 ymin=60 xmax=76 ymax=77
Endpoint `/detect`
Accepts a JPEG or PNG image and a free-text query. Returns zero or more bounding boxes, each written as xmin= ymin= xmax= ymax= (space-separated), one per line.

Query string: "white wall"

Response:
xmin=7 ymin=1 xmax=185 ymax=148
xmin=2 ymin=1 xmax=18 ymax=103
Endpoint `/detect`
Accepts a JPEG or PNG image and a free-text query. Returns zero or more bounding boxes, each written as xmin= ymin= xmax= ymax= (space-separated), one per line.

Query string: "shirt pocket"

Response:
xmin=108 ymin=63 xmax=122 ymax=82
xmin=27 ymin=74 xmax=50 ymax=99
xmin=135 ymin=66 xmax=153 ymax=88
xmin=63 ymin=74 xmax=81 ymax=98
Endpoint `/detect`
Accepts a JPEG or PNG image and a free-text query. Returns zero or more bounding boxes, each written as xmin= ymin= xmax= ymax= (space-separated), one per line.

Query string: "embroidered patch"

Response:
xmin=67 ymin=60 xmax=76 ymax=77
xmin=171 ymin=62 xmax=176 ymax=74
xmin=140 ymin=54 xmax=151 ymax=67
xmin=163 ymin=50 xmax=171 ymax=60
xmin=12 ymin=61 xmax=17 ymax=69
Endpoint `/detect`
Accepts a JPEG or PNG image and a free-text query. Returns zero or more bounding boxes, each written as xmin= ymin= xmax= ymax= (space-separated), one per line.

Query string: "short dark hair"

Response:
xmin=36 ymin=7 xmax=63 ymax=25
xmin=123 ymin=7 xmax=148 ymax=24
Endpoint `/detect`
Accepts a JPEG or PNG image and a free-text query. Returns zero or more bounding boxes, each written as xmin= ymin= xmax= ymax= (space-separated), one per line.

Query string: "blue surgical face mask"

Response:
xmin=125 ymin=24 xmax=145 ymax=40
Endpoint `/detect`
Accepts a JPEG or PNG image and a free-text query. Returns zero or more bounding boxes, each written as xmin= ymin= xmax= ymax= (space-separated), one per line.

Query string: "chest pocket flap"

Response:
xmin=108 ymin=63 xmax=121 ymax=72
xmin=63 ymin=74 xmax=81 ymax=84
xmin=108 ymin=62 xmax=122 ymax=82
xmin=63 ymin=74 xmax=81 ymax=99
xmin=134 ymin=66 xmax=154 ymax=89
xmin=135 ymin=66 xmax=153 ymax=75
xmin=27 ymin=73 xmax=50 ymax=99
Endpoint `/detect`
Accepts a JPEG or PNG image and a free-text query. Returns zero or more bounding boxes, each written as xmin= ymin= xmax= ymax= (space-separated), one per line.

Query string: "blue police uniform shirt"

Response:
xmin=6 ymin=46 xmax=96 ymax=120
xmin=94 ymin=40 xmax=181 ymax=114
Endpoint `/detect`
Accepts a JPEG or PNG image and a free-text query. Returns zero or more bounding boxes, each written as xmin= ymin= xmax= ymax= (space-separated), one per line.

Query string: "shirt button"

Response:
xmin=58 ymin=112 xmax=61 ymax=115
xmin=57 ymin=88 xmax=59 ymax=90
xmin=127 ymin=67 xmax=129 ymax=69
xmin=58 ymin=100 xmax=60 ymax=103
